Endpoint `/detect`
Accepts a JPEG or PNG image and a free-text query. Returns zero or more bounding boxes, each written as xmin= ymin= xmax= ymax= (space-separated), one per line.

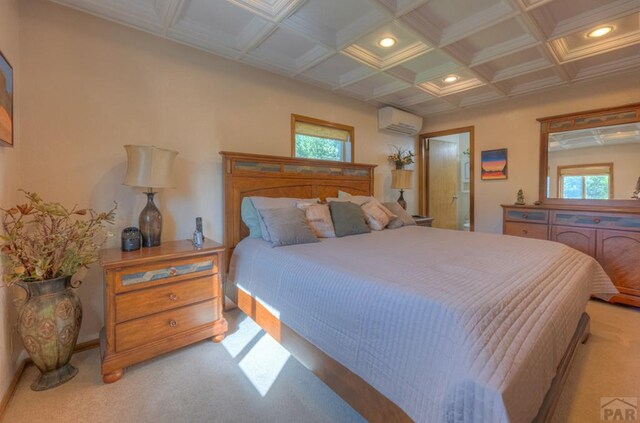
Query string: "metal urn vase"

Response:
xmin=16 ymin=276 xmax=82 ymax=391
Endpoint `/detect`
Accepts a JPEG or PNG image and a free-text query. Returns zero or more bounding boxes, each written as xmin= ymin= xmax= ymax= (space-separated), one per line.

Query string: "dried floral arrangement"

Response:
xmin=0 ymin=191 xmax=116 ymax=285
xmin=387 ymin=145 xmax=415 ymax=169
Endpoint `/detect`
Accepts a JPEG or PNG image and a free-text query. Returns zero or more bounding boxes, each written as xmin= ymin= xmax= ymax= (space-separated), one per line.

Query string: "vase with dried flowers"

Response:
xmin=1 ymin=191 xmax=116 ymax=390
xmin=387 ymin=145 xmax=415 ymax=169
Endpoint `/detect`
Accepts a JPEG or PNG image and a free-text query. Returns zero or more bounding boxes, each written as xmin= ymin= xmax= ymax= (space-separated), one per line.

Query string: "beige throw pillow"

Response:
xmin=383 ymin=202 xmax=416 ymax=228
xmin=297 ymin=202 xmax=336 ymax=238
xmin=361 ymin=199 xmax=396 ymax=231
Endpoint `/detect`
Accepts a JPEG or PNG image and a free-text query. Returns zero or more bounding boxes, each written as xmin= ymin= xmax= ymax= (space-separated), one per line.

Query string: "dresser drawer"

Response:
xmin=115 ymin=255 xmax=218 ymax=293
xmin=115 ymin=299 xmax=219 ymax=352
xmin=553 ymin=211 xmax=640 ymax=231
xmin=504 ymin=222 xmax=548 ymax=240
xmin=115 ymin=276 xmax=218 ymax=323
xmin=505 ymin=208 xmax=549 ymax=223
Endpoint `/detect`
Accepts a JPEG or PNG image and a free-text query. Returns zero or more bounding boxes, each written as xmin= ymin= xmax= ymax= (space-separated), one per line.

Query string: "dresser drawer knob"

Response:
xmin=522 ymin=213 xmax=529 ymax=219
xmin=168 ymin=293 xmax=178 ymax=301
xmin=169 ymin=320 xmax=178 ymax=328
xmin=168 ymin=267 xmax=178 ymax=276
xmin=593 ymin=218 xmax=601 ymax=224
xmin=522 ymin=229 xmax=528 ymax=235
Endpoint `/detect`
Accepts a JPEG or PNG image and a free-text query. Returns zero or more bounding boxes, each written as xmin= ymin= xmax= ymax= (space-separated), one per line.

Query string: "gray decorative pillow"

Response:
xmin=383 ymin=202 xmax=416 ymax=228
xmin=251 ymin=197 xmax=318 ymax=242
xmin=329 ymin=201 xmax=371 ymax=237
xmin=258 ymin=208 xmax=319 ymax=247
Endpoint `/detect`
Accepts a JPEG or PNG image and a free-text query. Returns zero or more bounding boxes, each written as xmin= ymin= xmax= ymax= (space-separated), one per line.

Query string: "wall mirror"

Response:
xmin=539 ymin=103 xmax=640 ymax=208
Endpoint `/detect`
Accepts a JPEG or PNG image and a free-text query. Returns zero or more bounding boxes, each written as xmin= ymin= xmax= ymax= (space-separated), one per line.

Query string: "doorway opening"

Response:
xmin=418 ymin=127 xmax=474 ymax=231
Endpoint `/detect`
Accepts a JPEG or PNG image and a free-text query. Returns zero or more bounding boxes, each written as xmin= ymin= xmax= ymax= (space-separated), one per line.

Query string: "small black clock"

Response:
xmin=121 ymin=227 xmax=142 ymax=252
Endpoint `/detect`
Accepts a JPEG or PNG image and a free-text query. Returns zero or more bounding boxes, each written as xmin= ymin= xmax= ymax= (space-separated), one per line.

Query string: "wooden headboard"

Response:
xmin=220 ymin=151 xmax=376 ymax=267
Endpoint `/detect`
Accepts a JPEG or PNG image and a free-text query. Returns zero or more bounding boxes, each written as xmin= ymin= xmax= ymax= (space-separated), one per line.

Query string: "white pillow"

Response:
xmin=361 ymin=199 xmax=396 ymax=230
xmin=296 ymin=202 xmax=336 ymax=238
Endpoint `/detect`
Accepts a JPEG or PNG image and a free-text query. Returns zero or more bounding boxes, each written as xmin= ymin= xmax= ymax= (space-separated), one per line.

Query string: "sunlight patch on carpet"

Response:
xmin=238 ymin=333 xmax=291 ymax=397
xmin=221 ymin=315 xmax=263 ymax=358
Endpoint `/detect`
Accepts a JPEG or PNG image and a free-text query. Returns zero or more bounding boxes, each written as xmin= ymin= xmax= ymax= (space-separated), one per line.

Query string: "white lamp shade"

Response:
xmin=123 ymin=145 xmax=178 ymax=189
xmin=391 ymin=169 xmax=413 ymax=190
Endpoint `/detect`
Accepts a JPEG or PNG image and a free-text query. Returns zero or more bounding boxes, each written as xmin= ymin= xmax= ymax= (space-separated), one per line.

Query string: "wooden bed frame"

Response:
xmin=220 ymin=151 xmax=590 ymax=423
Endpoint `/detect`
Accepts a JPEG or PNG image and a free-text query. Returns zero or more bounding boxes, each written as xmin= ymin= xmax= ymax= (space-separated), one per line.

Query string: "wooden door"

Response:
xmin=428 ymin=139 xmax=458 ymax=229
xmin=550 ymin=225 xmax=596 ymax=256
xmin=596 ymin=229 xmax=640 ymax=303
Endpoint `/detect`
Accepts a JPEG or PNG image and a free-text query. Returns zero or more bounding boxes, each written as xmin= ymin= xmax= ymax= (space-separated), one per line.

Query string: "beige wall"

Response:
xmin=424 ymin=76 xmax=640 ymax=234
xmin=548 ymin=143 xmax=640 ymax=199
xmin=18 ymin=0 xmax=415 ymax=343
xmin=0 ymin=0 xmax=22 ymax=402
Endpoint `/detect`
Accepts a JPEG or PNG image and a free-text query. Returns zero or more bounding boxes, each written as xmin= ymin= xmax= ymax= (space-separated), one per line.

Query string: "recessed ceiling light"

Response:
xmin=587 ymin=26 xmax=613 ymax=38
xmin=378 ymin=37 xmax=396 ymax=48
xmin=443 ymin=75 xmax=459 ymax=83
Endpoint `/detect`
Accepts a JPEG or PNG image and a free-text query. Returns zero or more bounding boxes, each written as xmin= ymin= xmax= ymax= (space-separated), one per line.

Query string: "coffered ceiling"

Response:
xmin=49 ymin=0 xmax=640 ymax=117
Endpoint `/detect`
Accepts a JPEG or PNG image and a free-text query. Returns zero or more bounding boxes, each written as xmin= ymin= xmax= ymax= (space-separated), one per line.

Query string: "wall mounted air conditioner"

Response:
xmin=378 ymin=107 xmax=423 ymax=136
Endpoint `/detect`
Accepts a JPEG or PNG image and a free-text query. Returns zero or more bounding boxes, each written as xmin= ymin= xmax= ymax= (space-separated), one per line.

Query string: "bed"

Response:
xmin=220 ymin=151 xmax=618 ymax=423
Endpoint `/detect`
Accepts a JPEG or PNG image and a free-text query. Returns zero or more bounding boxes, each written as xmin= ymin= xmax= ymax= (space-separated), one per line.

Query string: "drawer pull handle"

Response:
xmin=522 ymin=213 xmax=529 ymax=219
xmin=523 ymin=230 xmax=528 ymax=235
xmin=168 ymin=267 xmax=178 ymax=276
xmin=593 ymin=218 xmax=601 ymax=224
xmin=169 ymin=320 xmax=178 ymax=328
xmin=168 ymin=293 xmax=178 ymax=301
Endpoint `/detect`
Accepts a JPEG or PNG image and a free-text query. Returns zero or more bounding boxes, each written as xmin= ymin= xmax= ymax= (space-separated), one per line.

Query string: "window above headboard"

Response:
xmin=291 ymin=114 xmax=354 ymax=163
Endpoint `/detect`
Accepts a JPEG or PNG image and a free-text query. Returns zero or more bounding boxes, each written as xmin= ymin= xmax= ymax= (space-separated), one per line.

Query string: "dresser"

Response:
xmin=502 ymin=204 xmax=640 ymax=307
xmin=99 ymin=240 xmax=228 ymax=383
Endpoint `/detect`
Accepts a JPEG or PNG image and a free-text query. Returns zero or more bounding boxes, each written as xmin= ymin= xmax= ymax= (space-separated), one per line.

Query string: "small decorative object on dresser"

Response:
xmin=123 ymin=145 xmax=178 ymax=248
xmin=193 ymin=217 xmax=204 ymax=248
xmin=633 ymin=177 xmax=640 ymax=199
xmin=412 ymin=215 xmax=434 ymax=227
xmin=99 ymin=239 xmax=227 ymax=383
xmin=0 ymin=192 xmax=116 ymax=390
xmin=121 ymin=227 xmax=141 ymax=252
xmin=515 ymin=189 xmax=525 ymax=205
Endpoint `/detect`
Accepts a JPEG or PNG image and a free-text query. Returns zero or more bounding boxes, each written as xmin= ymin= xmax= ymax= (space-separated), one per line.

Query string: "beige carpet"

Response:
xmin=3 ymin=300 xmax=639 ymax=423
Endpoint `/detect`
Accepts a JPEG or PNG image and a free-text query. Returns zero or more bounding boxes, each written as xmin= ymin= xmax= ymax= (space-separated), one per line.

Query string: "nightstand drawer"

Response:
xmin=115 ymin=255 xmax=218 ymax=293
xmin=504 ymin=222 xmax=548 ymax=240
xmin=115 ymin=276 xmax=218 ymax=323
xmin=115 ymin=299 xmax=219 ymax=352
xmin=505 ymin=208 xmax=549 ymax=223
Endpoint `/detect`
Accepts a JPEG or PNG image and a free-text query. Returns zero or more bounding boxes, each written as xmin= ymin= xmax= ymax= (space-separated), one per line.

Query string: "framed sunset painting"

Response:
xmin=481 ymin=148 xmax=507 ymax=180
xmin=0 ymin=50 xmax=13 ymax=147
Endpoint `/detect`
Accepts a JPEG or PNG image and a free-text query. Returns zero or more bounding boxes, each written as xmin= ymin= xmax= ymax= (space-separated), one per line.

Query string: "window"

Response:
xmin=291 ymin=114 xmax=354 ymax=162
xmin=558 ymin=163 xmax=613 ymax=200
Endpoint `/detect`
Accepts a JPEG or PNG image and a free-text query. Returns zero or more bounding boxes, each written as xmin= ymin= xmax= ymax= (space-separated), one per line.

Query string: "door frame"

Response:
xmin=418 ymin=126 xmax=475 ymax=231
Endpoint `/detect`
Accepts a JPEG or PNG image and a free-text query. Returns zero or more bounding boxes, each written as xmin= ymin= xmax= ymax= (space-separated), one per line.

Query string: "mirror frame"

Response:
xmin=538 ymin=102 xmax=640 ymax=209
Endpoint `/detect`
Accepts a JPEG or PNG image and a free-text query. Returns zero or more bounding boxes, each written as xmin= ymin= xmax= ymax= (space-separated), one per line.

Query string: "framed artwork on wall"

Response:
xmin=481 ymin=148 xmax=508 ymax=180
xmin=0 ymin=49 xmax=13 ymax=147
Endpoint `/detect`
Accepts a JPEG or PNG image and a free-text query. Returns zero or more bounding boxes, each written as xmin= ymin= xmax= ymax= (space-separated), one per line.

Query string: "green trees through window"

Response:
xmin=291 ymin=114 xmax=354 ymax=162
xmin=295 ymin=134 xmax=343 ymax=161
xmin=562 ymin=175 xmax=610 ymax=199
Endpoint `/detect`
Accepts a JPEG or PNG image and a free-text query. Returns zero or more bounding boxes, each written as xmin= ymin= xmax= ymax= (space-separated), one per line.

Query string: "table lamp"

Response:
xmin=123 ymin=145 xmax=178 ymax=247
xmin=391 ymin=169 xmax=413 ymax=210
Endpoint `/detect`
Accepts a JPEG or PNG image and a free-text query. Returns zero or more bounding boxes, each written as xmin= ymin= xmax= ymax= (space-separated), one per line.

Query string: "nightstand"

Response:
xmin=412 ymin=215 xmax=434 ymax=227
xmin=99 ymin=239 xmax=228 ymax=383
